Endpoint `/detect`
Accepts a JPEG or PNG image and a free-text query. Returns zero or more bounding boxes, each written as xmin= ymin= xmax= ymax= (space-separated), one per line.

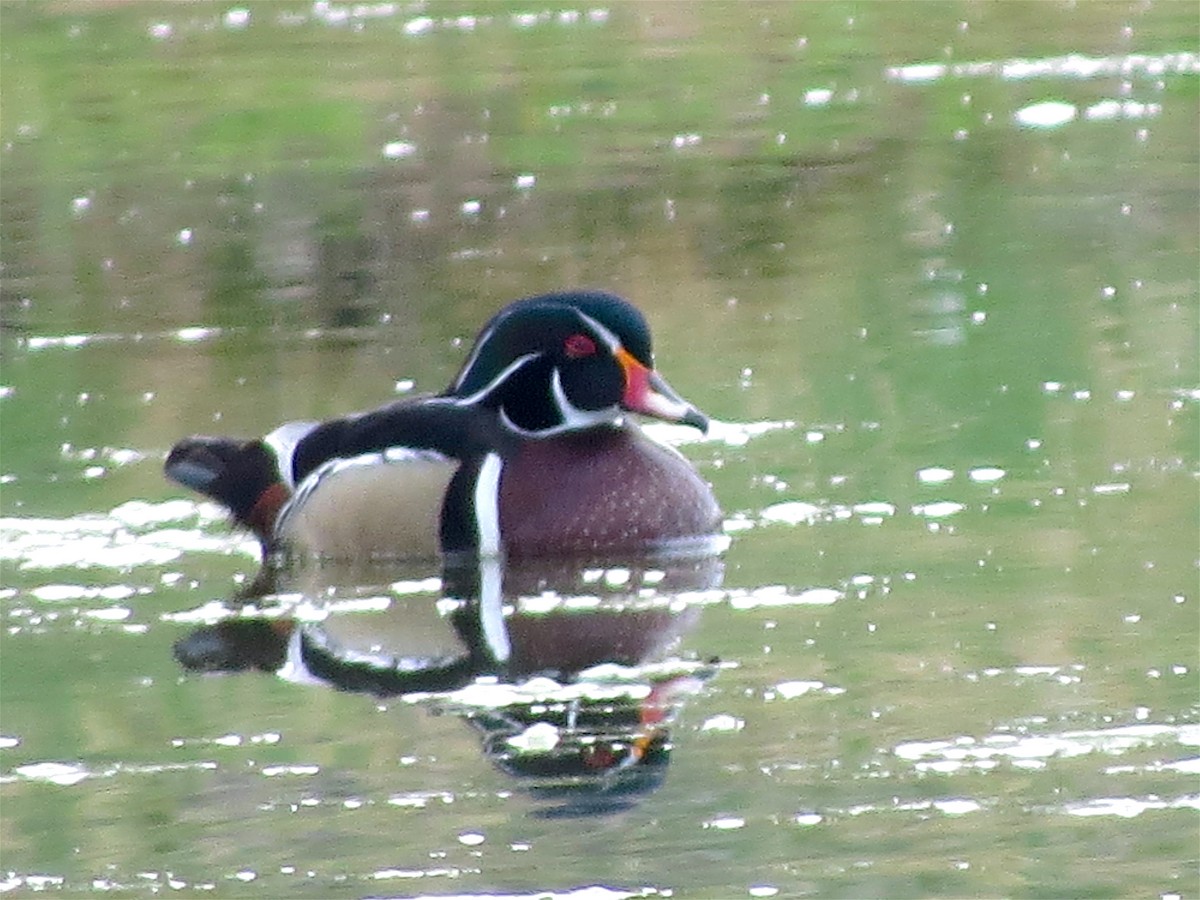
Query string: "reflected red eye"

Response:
xmin=564 ymin=333 xmax=597 ymax=359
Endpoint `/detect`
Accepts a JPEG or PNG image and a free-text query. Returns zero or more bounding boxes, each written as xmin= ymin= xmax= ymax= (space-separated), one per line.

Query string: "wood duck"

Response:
xmin=166 ymin=290 xmax=722 ymax=561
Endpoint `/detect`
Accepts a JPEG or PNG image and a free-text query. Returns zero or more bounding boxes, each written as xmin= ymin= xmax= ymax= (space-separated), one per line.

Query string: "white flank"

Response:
xmin=274 ymin=448 xmax=450 ymax=541
xmin=473 ymin=452 xmax=503 ymax=557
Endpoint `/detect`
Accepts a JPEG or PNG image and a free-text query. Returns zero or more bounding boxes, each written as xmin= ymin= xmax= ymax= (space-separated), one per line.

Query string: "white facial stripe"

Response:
xmin=449 ymin=314 xmax=507 ymax=393
xmin=575 ymin=310 xmax=623 ymax=353
xmin=452 ymin=352 xmax=540 ymax=406
xmin=473 ymin=452 xmax=503 ymax=557
xmin=262 ymin=421 xmax=319 ymax=488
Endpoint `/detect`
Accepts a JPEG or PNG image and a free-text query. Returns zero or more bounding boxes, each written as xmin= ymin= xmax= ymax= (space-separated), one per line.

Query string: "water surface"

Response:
xmin=1 ymin=2 xmax=1197 ymax=897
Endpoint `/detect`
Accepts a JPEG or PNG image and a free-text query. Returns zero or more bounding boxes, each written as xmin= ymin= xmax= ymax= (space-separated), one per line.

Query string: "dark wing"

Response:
xmin=165 ymin=400 xmax=513 ymax=552
xmin=289 ymin=399 xmax=513 ymax=484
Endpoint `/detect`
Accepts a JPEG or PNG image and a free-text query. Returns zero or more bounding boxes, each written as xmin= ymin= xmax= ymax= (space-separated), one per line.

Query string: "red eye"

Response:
xmin=564 ymin=333 xmax=597 ymax=359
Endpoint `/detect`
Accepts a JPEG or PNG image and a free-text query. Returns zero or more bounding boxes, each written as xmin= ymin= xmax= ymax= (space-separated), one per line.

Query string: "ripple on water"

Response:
xmin=886 ymin=50 xmax=1200 ymax=84
xmin=895 ymin=723 xmax=1200 ymax=773
xmin=1 ymin=500 xmax=255 ymax=571
xmin=11 ymin=759 xmax=219 ymax=787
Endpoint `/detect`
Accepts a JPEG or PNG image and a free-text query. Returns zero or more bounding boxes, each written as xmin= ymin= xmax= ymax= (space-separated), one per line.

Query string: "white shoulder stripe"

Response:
xmin=262 ymin=421 xmax=319 ymax=488
xmin=276 ymin=626 xmax=326 ymax=687
xmin=477 ymin=555 xmax=511 ymax=663
xmin=473 ymin=452 xmax=504 ymax=557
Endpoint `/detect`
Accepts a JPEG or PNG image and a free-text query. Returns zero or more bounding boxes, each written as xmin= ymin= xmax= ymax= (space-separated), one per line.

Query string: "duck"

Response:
xmin=165 ymin=289 xmax=722 ymax=562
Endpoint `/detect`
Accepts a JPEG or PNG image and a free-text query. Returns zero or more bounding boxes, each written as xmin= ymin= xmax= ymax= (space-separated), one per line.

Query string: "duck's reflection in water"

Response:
xmin=174 ymin=549 xmax=723 ymax=817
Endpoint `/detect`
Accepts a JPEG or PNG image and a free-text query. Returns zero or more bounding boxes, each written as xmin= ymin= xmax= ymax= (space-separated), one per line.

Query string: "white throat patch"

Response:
xmin=550 ymin=367 xmax=621 ymax=430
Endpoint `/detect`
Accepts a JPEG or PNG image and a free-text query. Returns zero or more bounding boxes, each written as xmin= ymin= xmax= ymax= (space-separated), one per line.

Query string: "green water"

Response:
xmin=1 ymin=2 xmax=1197 ymax=898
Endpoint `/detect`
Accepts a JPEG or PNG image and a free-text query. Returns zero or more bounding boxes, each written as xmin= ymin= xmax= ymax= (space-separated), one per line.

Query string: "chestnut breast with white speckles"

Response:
xmin=497 ymin=425 xmax=720 ymax=557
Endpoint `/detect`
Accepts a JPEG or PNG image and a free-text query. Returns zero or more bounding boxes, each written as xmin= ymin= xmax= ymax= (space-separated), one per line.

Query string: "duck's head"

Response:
xmin=445 ymin=290 xmax=709 ymax=436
